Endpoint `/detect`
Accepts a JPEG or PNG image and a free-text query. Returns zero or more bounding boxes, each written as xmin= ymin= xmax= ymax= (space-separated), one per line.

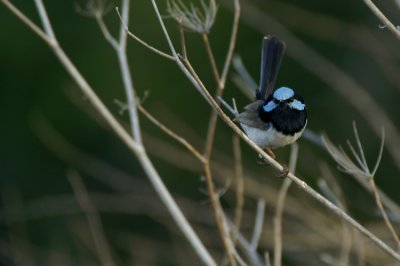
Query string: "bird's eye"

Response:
xmin=273 ymin=98 xmax=279 ymax=104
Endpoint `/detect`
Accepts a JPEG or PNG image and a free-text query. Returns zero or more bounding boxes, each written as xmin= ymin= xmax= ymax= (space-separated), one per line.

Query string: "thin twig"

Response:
xmin=2 ymin=1 xmax=216 ymax=264
xmin=33 ymin=0 xmax=56 ymax=40
xmin=227 ymin=219 xmax=264 ymax=266
xmin=250 ymin=199 xmax=266 ymax=250
xmin=116 ymin=7 xmax=175 ymax=61
xmin=96 ymin=16 xmax=119 ymax=49
xmin=67 ymin=170 xmax=116 ymax=266
xmin=202 ymin=0 xmax=240 ymax=160
xmin=319 ymin=164 xmax=352 ymax=266
xmin=0 ymin=0 xmax=49 ymax=43
xmin=186 ymin=55 xmax=239 ymax=264
xmin=178 ymin=17 xmax=188 ymax=60
xmin=352 ymin=122 xmax=369 ymax=171
xmin=230 ymin=0 xmax=400 ymax=172
xmin=370 ymin=178 xmax=400 ymax=250
xmin=273 ymin=143 xmax=299 ymax=266
xmin=203 ymin=163 xmax=237 ymax=266
xmin=202 ymin=33 xmax=221 ymax=83
xmin=160 ymin=7 xmax=238 ymax=262
xmin=220 ymin=0 xmax=240 ymax=88
xmin=232 ymin=136 xmax=245 ymax=233
xmin=116 ymin=0 xmax=142 ymax=144
xmin=362 ymin=0 xmax=400 ymax=41
xmin=372 ymin=128 xmax=385 ymax=176
xmin=325 ymin=126 xmax=400 ymax=251
xmin=138 ymin=105 xmax=205 ymax=163
xmin=323 ymin=134 xmax=400 ymax=219
xmin=232 ymin=54 xmax=257 ymax=92
xmin=151 ymin=0 xmax=400 ymax=259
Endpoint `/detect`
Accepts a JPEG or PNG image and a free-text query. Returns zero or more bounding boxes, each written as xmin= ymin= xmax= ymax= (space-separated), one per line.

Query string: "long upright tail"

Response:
xmin=256 ymin=36 xmax=286 ymax=100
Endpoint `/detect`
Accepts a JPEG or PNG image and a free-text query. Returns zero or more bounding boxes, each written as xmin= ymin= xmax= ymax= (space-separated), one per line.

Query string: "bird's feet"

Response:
xmin=256 ymin=148 xmax=276 ymax=164
xmin=279 ymin=165 xmax=289 ymax=178
xmin=265 ymin=148 xmax=276 ymax=159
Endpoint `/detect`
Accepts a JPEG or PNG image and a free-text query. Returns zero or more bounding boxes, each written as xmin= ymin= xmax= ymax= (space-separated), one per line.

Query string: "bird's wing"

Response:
xmin=235 ymin=101 xmax=270 ymax=130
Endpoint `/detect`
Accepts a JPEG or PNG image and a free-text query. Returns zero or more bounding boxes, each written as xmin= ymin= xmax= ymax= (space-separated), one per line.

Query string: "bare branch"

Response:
xmin=369 ymin=178 xmax=400 ymax=250
xmin=67 ymin=171 xmax=116 ymax=266
xmin=0 ymin=0 xmax=49 ymax=44
xmin=116 ymin=7 xmax=175 ymax=61
xmin=33 ymin=0 xmax=56 ymax=41
xmin=250 ymin=199 xmax=266 ymax=250
xmin=150 ymin=0 xmax=400 ymax=259
xmin=227 ymin=220 xmax=264 ymax=266
xmin=372 ymin=128 xmax=385 ymax=176
xmin=362 ymin=0 xmax=400 ymax=41
xmin=352 ymin=122 xmax=369 ymax=173
xmin=220 ymin=0 xmax=240 ymax=88
xmin=138 ymin=105 xmax=205 ymax=163
xmin=232 ymin=136 xmax=245 ymax=232
xmin=2 ymin=1 xmax=216 ymax=264
xmin=273 ymin=143 xmax=299 ymax=266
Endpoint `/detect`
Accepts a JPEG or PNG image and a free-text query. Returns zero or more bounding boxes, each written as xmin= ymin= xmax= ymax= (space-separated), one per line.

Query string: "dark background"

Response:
xmin=1 ymin=0 xmax=400 ymax=265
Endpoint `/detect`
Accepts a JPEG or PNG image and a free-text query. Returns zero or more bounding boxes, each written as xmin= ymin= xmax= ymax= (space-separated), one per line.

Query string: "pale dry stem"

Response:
xmin=273 ymin=143 xmax=299 ymax=266
xmin=139 ymin=104 xmax=238 ymax=264
xmin=138 ymin=105 xmax=205 ymax=163
xmin=151 ymin=0 xmax=400 ymax=257
xmin=362 ymin=0 xmax=400 ymax=41
xmin=231 ymin=0 xmax=400 ymax=172
xmin=232 ymin=136 xmax=245 ymax=233
xmin=324 ymin=125 xmax=400 ymax=252
xmin=370 ymin=178 xmax=400 ymax=250
xmin=202 ymin=0 xmax=240 ymax=160
xmin=67 ymin=170 xmax=116 ymax=266
xmin=115 ymin=7 xmax=175 ymax=61
xmin=1 ymin=1 xmax=216 ymax=264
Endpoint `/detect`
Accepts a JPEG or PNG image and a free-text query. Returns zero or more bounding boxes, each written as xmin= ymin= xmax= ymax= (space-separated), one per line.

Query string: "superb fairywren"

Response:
xmin=236 ymin=36 xmax=307 ymax=153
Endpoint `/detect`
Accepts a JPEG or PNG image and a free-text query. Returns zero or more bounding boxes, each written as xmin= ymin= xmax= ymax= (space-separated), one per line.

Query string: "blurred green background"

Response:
xmin=1 ymin=0 xmax=400 ymax=265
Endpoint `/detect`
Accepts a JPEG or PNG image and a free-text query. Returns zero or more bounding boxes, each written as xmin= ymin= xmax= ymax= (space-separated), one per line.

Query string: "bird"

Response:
xmin=236 ymin=36 xmax=307 ymax=158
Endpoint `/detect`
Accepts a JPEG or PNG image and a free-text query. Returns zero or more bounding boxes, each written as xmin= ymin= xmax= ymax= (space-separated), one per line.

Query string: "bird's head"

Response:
xmin=262 ymin=87 xmax=305 ymax=112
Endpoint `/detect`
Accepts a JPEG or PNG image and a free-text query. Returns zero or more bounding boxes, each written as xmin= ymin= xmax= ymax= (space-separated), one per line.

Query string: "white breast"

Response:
xmin=241 ymin=124 xmax=305 ymax=149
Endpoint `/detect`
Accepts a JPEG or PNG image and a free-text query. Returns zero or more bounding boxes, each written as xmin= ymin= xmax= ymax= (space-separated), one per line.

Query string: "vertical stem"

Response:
xmin=370 ymin=178 xmax=400 ymax=250
xmin=273 ymin=143 xmax=299 ymax=266
xmin=202 ymin=33 xmax=221 ymax=84
xmin=67 ymin=171 xmax=116 ymax=266
xmin=203 ymin=163 xmax=237 ymax=266
xmin=201 ymin=0 xmax=240 ymax=160
xmin=33 ymin=0 xmax=56 ymax=41
xmin=201 ymin=33 xmax=223 ymax=160
xmin=232 ymin=136 xmax=245 ymax=232
xmin=138 ymin=152 xmax=217 ymax=266
xmin=117 ymin=0 xmax=142 ymax=144
xmin=152 ymin=0 xmax=400 ymax=262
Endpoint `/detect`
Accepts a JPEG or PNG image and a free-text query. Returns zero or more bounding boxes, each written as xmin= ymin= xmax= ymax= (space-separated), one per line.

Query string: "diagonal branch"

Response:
xmin=1 ymin=0 xmax=49 ymax=43
xmin=150 ymin=0 xmax=400 ymax=261
xmin=362 ymin=0 xmax=400 ymax=41
xmin=2 ymin=1 xmax=216 ymax=265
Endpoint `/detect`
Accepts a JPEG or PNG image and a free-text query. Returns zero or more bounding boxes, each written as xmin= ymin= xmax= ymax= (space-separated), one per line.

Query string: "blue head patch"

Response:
xmin=262 ymin=101 xmax=277 ymax=112
xmin=263 ymin=86 xmax=306 ymax=112
xmin=289 ymin=99 xmax=305 ymax=111
xmin=273 ymin=87 xmax=294 ymax=101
